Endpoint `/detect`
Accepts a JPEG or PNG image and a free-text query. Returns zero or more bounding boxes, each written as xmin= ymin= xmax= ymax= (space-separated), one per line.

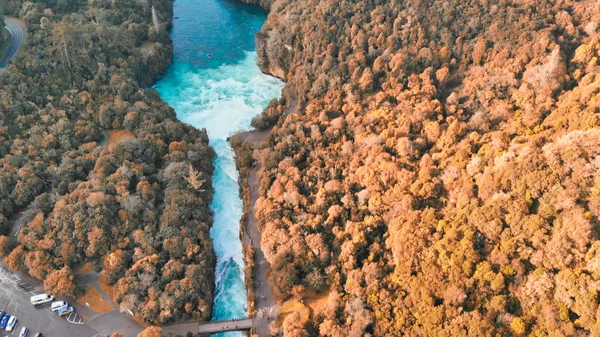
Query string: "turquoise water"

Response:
xmin=154 ymin=0 xmax=283 ymax=335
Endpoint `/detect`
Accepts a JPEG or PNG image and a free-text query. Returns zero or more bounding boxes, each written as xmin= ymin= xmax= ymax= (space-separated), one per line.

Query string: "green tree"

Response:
xmin=0 ymin=1 xmax=5 ymax=45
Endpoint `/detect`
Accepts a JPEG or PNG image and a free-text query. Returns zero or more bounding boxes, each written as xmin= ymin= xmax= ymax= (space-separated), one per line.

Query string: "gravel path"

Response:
xmin=246 ymin=167 xmax=277 ymax=337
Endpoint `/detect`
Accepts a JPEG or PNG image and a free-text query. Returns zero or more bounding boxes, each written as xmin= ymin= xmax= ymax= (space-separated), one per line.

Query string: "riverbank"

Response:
xmin=230 ymin=86 xmax=298 ymax=335
xmin=0 ymin=0 xmax=220 ymax=330
xmin=154 ymin=0 xmax=284 ymax=332
xmin=2 ymin=0 xmax=280 ymax=334
xmin=231 ymin=131 xmax=276 ymax=337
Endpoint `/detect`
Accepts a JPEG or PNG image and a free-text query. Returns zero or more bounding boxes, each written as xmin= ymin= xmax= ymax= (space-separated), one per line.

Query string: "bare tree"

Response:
xmin=185 ymin=164 xmax=205 ymax=191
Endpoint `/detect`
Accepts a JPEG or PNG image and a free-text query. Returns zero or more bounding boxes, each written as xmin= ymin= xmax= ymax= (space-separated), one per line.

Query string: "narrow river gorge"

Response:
xmin=154 ymin=0 xmax=283 ymax=335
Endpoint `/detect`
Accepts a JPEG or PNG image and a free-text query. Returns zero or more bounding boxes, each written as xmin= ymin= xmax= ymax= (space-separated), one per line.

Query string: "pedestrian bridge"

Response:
xmin=197 ymin=318 xmax=253 ymax=334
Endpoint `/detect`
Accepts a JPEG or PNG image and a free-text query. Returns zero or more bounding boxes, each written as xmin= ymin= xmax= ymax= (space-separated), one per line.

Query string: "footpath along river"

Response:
xmin=154 ymin=0 xmax=283 ymax=335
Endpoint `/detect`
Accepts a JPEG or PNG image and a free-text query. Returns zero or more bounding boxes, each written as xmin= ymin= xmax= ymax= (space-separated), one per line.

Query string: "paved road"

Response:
xmin=0 ymin=18 xmax=25 ymax=68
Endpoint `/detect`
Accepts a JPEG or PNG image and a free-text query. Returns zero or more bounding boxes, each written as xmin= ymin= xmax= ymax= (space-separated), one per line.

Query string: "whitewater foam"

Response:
xmin=156 ymin=51 xmax=283 ymax=336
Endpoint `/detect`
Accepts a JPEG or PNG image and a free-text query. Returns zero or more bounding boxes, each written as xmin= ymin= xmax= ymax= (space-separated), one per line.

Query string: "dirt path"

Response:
xmin=6 ymin=203 xmax=36 ymax=239
xmin=236 ymin=93 xmax=299 ymax=336
xmin=246 ymin=167 xmax=278 ymax=337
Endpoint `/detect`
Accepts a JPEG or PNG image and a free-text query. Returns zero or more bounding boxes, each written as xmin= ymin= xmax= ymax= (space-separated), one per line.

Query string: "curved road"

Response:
xmin=0 ymin=18 xmax=25 ymax=68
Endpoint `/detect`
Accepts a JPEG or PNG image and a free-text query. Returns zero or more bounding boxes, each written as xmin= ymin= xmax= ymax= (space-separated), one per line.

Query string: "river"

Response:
xmin=154 ymin=0 xmax=283 ymax=335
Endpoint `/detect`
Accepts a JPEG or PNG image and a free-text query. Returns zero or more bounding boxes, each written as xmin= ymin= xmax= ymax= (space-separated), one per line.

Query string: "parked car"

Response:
xmin=0 ymin=314 xmax=9 ymax=328
xmin=30 ymin=294 xmax=53 ymax=306
xmin=50 ymin=301 xmax=67 ymax=312
xmin=34 ymin=333 xmax=43 ymax=337
xmin=6 ymin=316 xmax=17 ymax=331
xmin=19 ymin=327 xmax=28 ymax=337
xmin=0 ymin=310 xmax=5 ymax=320
xmin=57 ymin=306 xmax=73 ymax=317
xmin=55 ymin=304 xmax=67 ymax=313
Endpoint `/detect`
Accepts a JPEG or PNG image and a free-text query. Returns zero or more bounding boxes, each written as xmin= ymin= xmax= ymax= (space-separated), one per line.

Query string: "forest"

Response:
xmin=242 ymin=0 xmax=600 ymax=335
xmin=0 ymin=0 xmax=215 ymax=325
xmin=4 ymin=0 xmax=600 ymax=335
xmin=0 ymin=3 xmax=4 ymax=47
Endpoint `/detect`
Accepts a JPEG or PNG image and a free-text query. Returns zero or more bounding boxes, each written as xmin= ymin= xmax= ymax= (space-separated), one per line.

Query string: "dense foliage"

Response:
xmin=0 ymin=0 xmax=215 ymax=325
xmin=0 ymin=3 xmax=5 ymax=46
xmin=0 ymin=6 xmax=4 ymax=35
xmin=249 ymin=0 xmax=600 ymax=335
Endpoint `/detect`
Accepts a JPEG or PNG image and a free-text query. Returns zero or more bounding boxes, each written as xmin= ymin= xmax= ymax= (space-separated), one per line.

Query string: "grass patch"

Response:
xmin=104 ymin=129 xmax=135 ymax=147
xmin=276 ymin=288 xmax=330 ymax=325
xmin=74 ymin=262 xmax=96 ymax=275
xmin=140 ymin=41 xmax=156 ymax=53
xmin=76 ymin=286 xmax=112 ymax=313
xmin=277 ymin=299 xmax=311 ymax=325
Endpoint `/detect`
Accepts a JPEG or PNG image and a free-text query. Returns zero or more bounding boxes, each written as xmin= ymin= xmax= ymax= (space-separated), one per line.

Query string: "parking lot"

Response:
xmin=0 ymin=267 xmax=97 ymax=337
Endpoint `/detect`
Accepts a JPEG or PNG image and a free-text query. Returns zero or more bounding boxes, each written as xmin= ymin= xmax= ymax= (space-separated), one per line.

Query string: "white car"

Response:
xmin=19 ymin=327 xmax=29 ymax=337
xmin=30 ymin=294 xmax=54 ymax=306
xmin=51 ymin=301 xmax=68 ymax=312
xmin=6 ymin=316 xmax=17 ymax=331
